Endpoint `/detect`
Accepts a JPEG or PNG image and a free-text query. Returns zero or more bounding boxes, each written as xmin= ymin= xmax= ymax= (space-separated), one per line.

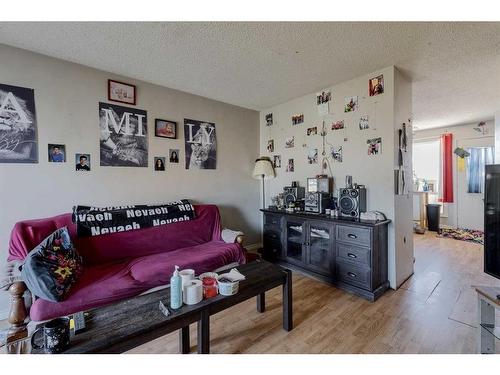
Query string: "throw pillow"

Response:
xmin=21 ymin=227 xmax=83 ymax=302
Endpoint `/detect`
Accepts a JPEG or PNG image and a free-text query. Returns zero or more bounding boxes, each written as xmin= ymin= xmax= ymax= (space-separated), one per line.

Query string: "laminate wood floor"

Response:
xmin=132 ymin=233 xmax=497 ymax=353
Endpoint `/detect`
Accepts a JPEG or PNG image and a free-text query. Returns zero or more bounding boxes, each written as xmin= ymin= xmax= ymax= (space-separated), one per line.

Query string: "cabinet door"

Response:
xmin=306 ymin=220 xmax=334 ymax=275
xmin=284 ymin=218 xmax=306 ymax=265
xmin=263 ymin=226 xmax=282 ymax=262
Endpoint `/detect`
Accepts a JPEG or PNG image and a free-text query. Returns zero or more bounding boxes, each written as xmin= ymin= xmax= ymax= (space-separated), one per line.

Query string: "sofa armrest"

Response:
xmin=221 ymin=228 xmax=245 ymax=246
xmin=1 ymin=260 xmax=23 ymax=291
xmin=6 ymin=281 xmax=29 ymax=345
xmin=1 ymin=261 xmax=29 ymax=346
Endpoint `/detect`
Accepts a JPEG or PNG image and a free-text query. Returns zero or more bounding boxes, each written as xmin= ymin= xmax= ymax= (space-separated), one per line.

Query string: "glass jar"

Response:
xmin=202 ymin=277 xmax=218 ymax=299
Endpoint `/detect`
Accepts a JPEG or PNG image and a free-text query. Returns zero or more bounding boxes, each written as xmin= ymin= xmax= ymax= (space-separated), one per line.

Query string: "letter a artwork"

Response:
xmin=0 ymin=83 xmax=38 ymax=163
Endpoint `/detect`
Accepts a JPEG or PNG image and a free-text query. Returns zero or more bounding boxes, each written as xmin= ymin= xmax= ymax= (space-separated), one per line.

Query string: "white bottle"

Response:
xmin=170 ymin=265 xmax=183 ymax=309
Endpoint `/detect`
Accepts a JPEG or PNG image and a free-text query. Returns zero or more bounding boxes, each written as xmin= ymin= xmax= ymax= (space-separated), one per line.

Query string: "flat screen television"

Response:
xmin=484 ymin=164 xmax=500 ymax=279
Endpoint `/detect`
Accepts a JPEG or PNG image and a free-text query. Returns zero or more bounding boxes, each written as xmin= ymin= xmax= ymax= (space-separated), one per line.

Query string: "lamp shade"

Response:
xmin=253 ymin=157 xmax=275 ymax=180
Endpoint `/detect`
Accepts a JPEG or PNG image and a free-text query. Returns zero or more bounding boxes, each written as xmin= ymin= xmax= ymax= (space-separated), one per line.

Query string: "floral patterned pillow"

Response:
xmin=21 ymin=227 xmax=83 ymax=302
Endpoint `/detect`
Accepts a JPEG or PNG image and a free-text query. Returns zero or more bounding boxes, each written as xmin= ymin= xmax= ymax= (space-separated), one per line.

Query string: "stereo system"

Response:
xmin=283 ymin=182 xmax=305 ymax=207
xmin=307 ymin=177 xmax=332 ymax=194
xmin=304 ymin=192 xmax=331 ymax=213
xmin=338 ymin=187 xmax=366 ymax=218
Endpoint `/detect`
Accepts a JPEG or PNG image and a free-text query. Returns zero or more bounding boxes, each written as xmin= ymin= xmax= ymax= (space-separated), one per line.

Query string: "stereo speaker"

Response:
xmin=338 ymin=187 xmax=366 ymax=218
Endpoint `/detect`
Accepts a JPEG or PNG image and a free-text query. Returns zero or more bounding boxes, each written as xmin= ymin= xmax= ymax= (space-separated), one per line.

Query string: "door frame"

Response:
xmin=455 ymin=135 xmax=494 ymax=230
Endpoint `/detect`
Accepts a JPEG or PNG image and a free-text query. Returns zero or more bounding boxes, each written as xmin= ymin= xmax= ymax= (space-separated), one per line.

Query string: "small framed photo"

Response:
xmin=273 ymin=155 xmax=281 ymax=168
xmin=48 ymin=144 xmax=66 ymax=163
xmin=108 ymin=79 xmax=136 ymax=105
xmin=155 ymin=119 xmax=177 ymax=139
xmin=367 ymin=137 xmax=382 ymax=155
xmin=344 ymin=96 xmax=358 ymax=113
xmin=267 ymin=139 xmax=274 ymax=153
xmin=75 ymin=153 xmax=91 ymax=171
xmin=169 ymin=149 xmax=180 ymax=163
xmin=307 ymin=126 xmax=317 ymax=136
xmin=154 ymin=157 xmax=166 ymax=171
xmin=265 ymin=113 xmax=273 ymax=126
xmin=369 ymin=75 xmax=384 ymax=96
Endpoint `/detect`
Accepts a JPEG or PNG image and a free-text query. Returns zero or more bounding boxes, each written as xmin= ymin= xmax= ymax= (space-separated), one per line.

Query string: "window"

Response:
xmin=413 ymin=139 xmax=447 ymax=217
xmin=413 ymin=140 xmax=440 ymax=193
xmin=467 ymin=147 xmax=494 ymax=193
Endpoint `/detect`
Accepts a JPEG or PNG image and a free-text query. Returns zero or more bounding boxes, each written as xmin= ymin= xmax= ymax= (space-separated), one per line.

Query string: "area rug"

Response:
xmin=438 ymin=227 xmax=484 ymax=245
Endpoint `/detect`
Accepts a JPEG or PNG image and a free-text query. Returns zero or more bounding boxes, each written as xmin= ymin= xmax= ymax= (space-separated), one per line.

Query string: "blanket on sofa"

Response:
xmin=73 ymin=199 xmax=196 ymax=237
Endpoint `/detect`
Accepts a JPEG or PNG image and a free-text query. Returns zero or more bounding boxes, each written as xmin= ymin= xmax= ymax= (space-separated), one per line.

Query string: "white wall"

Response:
xmin=393 ymin=69 xmax=414 ymax=287
xmin=414 ymin=121 xmax=494 ymax=228
xmin=0 ymin=44 xmax=261 ymax=317
xmin=259 ymin=66 xmax=413 ymax=288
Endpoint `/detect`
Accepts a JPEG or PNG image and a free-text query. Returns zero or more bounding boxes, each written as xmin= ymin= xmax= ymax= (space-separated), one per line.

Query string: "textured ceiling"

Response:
xmin=0 ymin=22 xmax=499 ymax=130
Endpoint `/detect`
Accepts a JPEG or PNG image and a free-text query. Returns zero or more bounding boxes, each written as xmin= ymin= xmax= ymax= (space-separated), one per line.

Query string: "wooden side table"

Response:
xmin=476 ymin=286 xmax=500 ymax=354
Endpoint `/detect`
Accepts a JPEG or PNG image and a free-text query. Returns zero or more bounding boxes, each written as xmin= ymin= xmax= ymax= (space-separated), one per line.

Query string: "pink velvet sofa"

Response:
xmin=5 ymin=204 xmax=245 ymax=328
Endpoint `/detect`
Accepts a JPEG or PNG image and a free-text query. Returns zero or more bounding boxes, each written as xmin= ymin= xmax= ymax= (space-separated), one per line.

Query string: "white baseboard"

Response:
xmin=245 ymin=242 xmax=262 ymax=252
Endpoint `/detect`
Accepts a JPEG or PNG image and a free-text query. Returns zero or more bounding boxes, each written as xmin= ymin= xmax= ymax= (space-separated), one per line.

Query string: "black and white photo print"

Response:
xmin=99 ymin=102 xmax=148 ymax=167
xmin=265 ymin=113 xmax=273 ymax=126
xmin=0 ymin=83 xmax=38 ymax=163
xmin=273 ymin=155 xmax=281 ymax=168
xmin=184 ymin=118 xmax=216 ymax=169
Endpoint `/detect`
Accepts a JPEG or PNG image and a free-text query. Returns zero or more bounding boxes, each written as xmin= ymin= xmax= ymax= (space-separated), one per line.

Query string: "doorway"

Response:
xmin=456 ymin=137 xmax=494 ymax=231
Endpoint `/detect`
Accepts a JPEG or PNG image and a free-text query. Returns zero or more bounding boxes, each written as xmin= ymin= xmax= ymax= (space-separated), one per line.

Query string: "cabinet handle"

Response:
xmin=347 ymin=234 xmax=357 ymax=239
xmin=347 ymin=253 xmax=357 ymax=258
xmin=347 ymin=272 xmax=357 ymax=278
xmin=303 ymin=242 xmax=310 ymax=246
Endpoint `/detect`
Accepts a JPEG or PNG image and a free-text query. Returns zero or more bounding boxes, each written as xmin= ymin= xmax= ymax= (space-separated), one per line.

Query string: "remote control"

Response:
xmin=159 ymin=301 xmax=171 ymax=317
xmin=72 ymin=311 xmax=86 ymax=334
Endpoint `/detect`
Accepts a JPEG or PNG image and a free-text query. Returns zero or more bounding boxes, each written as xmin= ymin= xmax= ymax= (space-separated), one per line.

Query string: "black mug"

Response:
xmin=31 ymin=317 xmax=70 ymax=353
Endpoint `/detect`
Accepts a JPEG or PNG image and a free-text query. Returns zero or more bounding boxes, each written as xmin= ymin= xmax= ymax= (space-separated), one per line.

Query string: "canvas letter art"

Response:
xmin=99 ymin=102 xmax=148 ymax=167
xmin=0 ymin=83 xmax=38 ymax=163
xmin=184 ymin=118 xmax=217 ymax=169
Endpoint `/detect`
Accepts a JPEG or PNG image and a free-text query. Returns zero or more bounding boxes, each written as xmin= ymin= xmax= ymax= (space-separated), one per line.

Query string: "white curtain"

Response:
xmin=467 ymin=147 xmax=494 ymax=193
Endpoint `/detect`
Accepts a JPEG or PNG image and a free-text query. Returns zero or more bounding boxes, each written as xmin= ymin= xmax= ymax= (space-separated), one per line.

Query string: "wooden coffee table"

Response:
xmin=30 ymin=259 xmax=292 ymax=354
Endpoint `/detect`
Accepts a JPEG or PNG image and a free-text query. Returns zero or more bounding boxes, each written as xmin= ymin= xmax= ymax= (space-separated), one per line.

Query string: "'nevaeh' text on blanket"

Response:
xmin=73 ymin=200 xmax=196 ymax=237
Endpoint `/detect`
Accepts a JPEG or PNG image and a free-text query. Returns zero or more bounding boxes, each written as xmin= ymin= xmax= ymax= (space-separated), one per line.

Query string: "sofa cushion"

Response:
xmin=29 ymin=241 xmax=245 ymax=321
xmin=29 ymin=260 xmax=142 ymax=321
xmin=129 ymin=241 xmax=246 ymax=284
xmin=21 ymin=227 xmax=83 ymax=302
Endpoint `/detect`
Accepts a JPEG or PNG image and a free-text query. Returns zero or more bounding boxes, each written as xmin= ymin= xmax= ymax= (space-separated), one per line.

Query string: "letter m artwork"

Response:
xmin=99 ymin=102 xmax=148 ymax=167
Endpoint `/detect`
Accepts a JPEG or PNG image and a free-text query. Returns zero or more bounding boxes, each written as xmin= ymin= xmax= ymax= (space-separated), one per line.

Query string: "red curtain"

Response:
xmin=439 ymin=133 xmax=454 ymax=203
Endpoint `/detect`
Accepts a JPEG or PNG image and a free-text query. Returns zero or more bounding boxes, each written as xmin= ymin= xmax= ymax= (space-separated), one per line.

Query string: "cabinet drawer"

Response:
xmin=336 ymin=260 xmax=371 ymax=290
xmin=336 ymin=243 xmax=371 ymax=267
xmin=264 ymin=214 xmax=282 ymax=227
xmin=336 ymin=225 xmax=371 ymax=247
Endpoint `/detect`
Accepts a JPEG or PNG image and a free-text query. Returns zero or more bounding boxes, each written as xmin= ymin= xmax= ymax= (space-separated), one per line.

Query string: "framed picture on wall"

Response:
xmin=48 ymin=144 xmax=66 ymax=163
xmin=155 ymin=119 xmax=177 ymax=139
xmin=369 ymin=75 xmax=384 ymax=96
xmin=75 ymin=153 xmax=91 ymax=171
xmin=108 ymin=79 xmax=136 ymax=105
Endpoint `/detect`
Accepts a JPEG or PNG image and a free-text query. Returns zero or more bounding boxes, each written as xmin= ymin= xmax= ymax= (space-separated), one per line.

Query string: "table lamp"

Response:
xmin=252 ymin=157 xmax=276 ymax=209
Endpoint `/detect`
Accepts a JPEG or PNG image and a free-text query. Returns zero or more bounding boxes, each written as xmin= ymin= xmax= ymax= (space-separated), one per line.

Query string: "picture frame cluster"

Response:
xmin=263 ymin=73 xmax=385 ymax=175
xmin=0 ymin=78 xmax=218 ymax=173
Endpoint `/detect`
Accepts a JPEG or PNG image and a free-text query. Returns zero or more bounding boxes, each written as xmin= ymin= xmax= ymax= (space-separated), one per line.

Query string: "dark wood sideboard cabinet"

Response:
xmin=261 ymin=209 xmax=391 ymax=301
